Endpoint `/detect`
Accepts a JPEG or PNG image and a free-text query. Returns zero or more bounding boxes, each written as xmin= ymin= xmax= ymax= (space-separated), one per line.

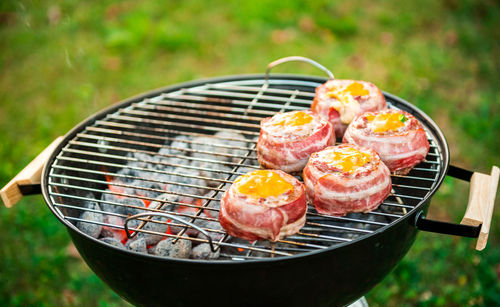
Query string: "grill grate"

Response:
xmin=47 ymin=78 xmax=443 ymax=260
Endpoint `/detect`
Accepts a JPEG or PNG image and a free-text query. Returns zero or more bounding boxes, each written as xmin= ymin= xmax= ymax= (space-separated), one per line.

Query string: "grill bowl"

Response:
xmin=41 ymin=74 xmax=450 ymax=306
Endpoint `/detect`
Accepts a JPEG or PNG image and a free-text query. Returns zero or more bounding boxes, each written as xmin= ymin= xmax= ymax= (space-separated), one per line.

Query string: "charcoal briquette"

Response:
xmin=168 ymin=135 xmax=192 ymax=156
xmin=190 ymin=243 xmax=220 ymax=260
xmin=100 ymin=237 xmax=125 ymax=249
xmin=138 ymin=216 xmax=169 ymax=245
xmin=213 ymin=131 xmax=249 ymax=163
xmin=76 ymin=205 xmax=103 ymax=238
xmin=196 ymin=220 xmax=225 ymax=242
xmin=154 ymin=238 xmax=192 ymax=258
xmin=126 ymin=237 xmax=147 ymax=254
xmin=190 ymin=160 xmax=232 ymax=187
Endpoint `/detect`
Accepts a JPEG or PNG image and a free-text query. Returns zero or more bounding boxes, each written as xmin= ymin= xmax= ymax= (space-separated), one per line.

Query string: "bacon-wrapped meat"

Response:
xmin=311 ymin=80 xmax=387 ymax=138
xmin=303 ymin=144 xmax=391 ymax=216
xmin=219 ymin=170 xmax=307 ymax=242
xmin=257 ymin=110 xmax=334 ymax=173
xmin=343 ymin=109 xmax=430 ymax=175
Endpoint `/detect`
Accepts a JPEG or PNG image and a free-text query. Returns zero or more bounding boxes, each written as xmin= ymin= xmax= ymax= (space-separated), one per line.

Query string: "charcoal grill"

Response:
xmin=2 ymin=57 xmax=498 ymax=306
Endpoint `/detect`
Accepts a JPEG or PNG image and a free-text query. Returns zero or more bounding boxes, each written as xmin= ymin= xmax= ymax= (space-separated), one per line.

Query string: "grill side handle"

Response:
xmin=0 ymin=137 xmax=63 ymax=207
xmin=415 ymin=165 xmax=499 ymax=251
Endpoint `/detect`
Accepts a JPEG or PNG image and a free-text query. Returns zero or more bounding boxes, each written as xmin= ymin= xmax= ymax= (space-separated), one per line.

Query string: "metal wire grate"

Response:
xmin=47 ymin=77 xmax=443 ymax=260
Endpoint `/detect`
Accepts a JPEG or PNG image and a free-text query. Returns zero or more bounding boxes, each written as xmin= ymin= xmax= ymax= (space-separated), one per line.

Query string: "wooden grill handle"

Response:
xmin=461 ymin=166 xmax=499 ymax=251
xmin=1 ymin=137 xmax=64 ymax=208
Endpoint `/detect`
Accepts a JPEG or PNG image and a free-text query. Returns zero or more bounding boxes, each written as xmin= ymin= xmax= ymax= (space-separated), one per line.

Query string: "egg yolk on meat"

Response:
xmin=321 ymin=147 xmax=371 ymax=173
xmin=327 ymin=82 xmax=369 ymax=101
xmin=324 ymin=82 xmax=368 ymax=124
xmin=236 ymin=170 xmax=293 ymax=198
xmin=272 ymin=111 xmax=313 ymax=127
xmin=365 ymin=112 xmax=406 ymax=133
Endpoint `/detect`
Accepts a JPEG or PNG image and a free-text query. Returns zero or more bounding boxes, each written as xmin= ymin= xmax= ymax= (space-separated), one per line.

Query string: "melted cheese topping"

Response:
xmin=272 ymin=111 xmax=314 ymax=127
xmin=235 ymin=170 xmax=293 ymax=198
xmin=366 ymin=112 xmax=405 ymax=133
xmin=326 ymin=82 xmax=368 ymax=124
xmin=318 ymin=147 xmax=371 ymax=173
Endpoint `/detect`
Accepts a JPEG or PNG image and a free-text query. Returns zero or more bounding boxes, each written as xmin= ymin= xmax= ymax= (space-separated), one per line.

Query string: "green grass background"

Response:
xmin=1 ymin=0 xmax=499 ymax=306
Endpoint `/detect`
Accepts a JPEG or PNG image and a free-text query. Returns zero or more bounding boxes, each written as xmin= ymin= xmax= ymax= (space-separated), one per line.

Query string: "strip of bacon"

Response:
xmin=257 ymin=110 xmax=334 ymax=174
xmin=219 ymin=170 xmax=307 ymax=242
xmin=343 ymin=109 xmax=429 ymax=175
xmin=303 ymin=144 xmax=391 ymax=216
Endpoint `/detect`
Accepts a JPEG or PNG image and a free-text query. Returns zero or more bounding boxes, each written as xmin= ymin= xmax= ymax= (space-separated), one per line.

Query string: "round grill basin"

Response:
xmin=39 ymin=75 xmax=452 ymax=306
xmin=44 ymin=75 xmax=448 ymax=261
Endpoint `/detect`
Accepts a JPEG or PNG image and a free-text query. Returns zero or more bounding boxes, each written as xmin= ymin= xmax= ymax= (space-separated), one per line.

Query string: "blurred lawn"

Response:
xmin=1 ymin=0 xmax=499 ymax=306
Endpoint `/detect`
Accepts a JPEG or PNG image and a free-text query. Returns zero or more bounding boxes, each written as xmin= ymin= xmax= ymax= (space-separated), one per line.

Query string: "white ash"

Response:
xmin=76 ymin=201 xmax=103 ymax=238
xmin=213 ymin=131 xmax=249 ymax=163
xmin=149 ymin=193 xmax=183 ymax=213
xmin=124 ymin=198 xmax=149 ymax=216
xmin=170 ymin=166 xmax=208 ymax=195
xmin=169 ymin=215 xmax=199 ymax=237
xmin=169 ymin=135 xmax=192 ymax=155
xmin=147 ymin=245 xmax=156 ymax=255
xmin=146 ymin=169 xmax=176 ymax=189
xmin=129 ymin=151 xmax=178 ymax=175
xmin=125 ymin=152 xmax=152 ymax=169
xmin=100 ymin=215 xmax=126 ymax=240
xmin=131 ymin=180 xmax=165 ymax=201
xmin=156 ymin=148 xmax=186 ymax=168
xmin=101 ymin=217 xmax=140 ymax=242
xmin=190 ymin=131 xmax=249 ymax=163
xmin=190 ymin=160 xmax=233 ymax=187
xmin=155 ymin=135 xmax=192 ymax=166
xmin=126 ymin=217 xmax=142 ymax=230
xmin=212 ymin=190 xmax=224 ymax=201
xmin=201 ymin=199 xmax=220 ymax=218
xmin=154 ymin=238 xmax=192 ymax=258
xmin=190 ymin=243 xmax=220 ymax=260
xmin=129 ymin=193 xmax=181 ymax=245
xmin=87 ymin=133 xmax=238 ymax=258
xmin=163 ymin=183 xmax=200 ymax=199
xmin=137 ymin=215 xmax=169 ymax=245
xmin=100 ymin=187 xmax=144 ymax=215
xmin=190 ymin=136 xmax=223 ymax=161
xmin=100 ymin=237 xmax=125 ymax=249
xmin=100 ymin=230 xmax=124 ymax=242
xmin=81 ymin=197 xmax=100 ymax=210
xmin=195 ymin=220 xmax=224 ymax=242
xmin=143 ymin=193 xmax=197 ymax=238
xmin=126 ymin=169 xmax=170 ymax=190
xmin=242 ymin=147 xmax=259 ymax=166
xmin=126 ymin=237 xmax=147 ymax=253
xmin=115 ymin=168 xmax=140 ymax=184
xmin=148 ymin=193 xmax=179 ymax=211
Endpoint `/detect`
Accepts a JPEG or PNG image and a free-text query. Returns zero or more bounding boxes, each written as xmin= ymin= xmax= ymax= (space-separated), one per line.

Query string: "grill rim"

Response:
xmin=41 ymin=73 xmax=450 ymax=264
